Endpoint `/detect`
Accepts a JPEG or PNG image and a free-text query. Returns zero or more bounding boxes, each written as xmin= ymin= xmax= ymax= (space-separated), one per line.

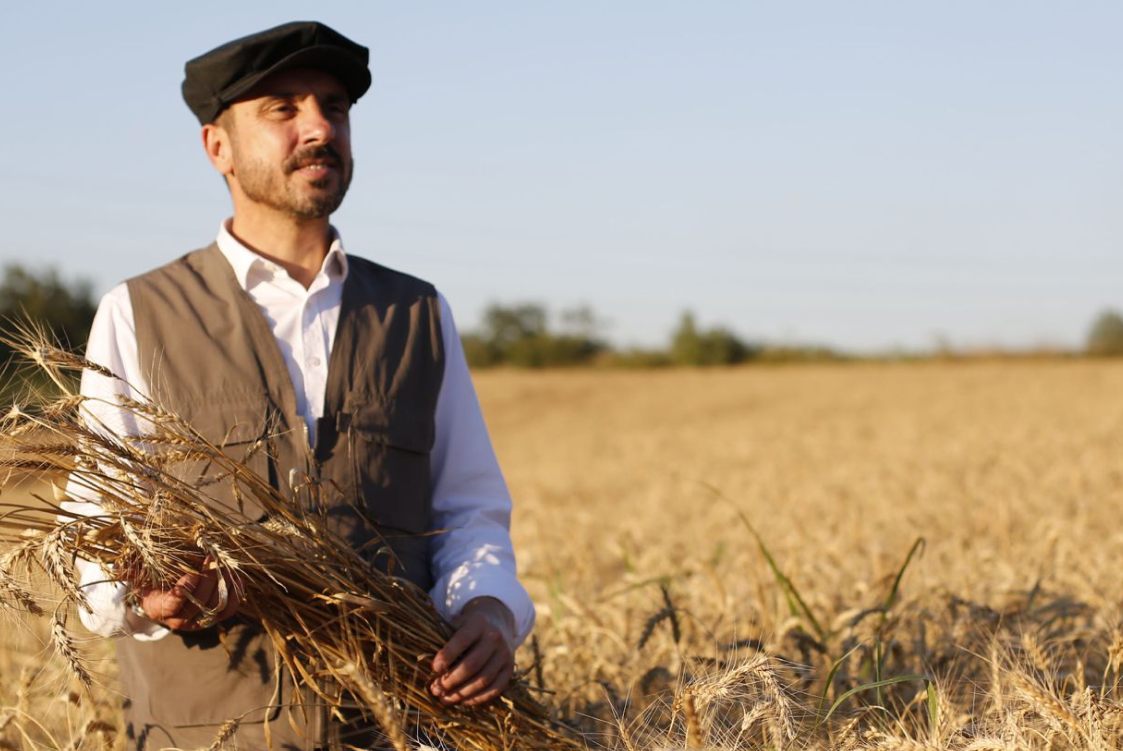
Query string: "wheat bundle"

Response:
xmin=0 ymin=333 xmax=579 ymax=751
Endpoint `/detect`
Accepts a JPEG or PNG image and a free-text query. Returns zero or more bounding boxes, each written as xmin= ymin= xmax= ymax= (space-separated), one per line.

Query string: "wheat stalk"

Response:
xmin=49 ymin=613 xmax=92 ymax=690
xmin=0 ymin=332 xmax=579 ymax=751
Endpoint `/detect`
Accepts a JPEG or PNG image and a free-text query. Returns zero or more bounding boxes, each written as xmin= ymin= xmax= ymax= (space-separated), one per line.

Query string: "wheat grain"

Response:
xmin=50 ymin=614 xmax=92 ymax=690
xmin=204 ymin=717 xmax=240 ymax=751
xmin=1010 ymin=671 xmax=1081 ymax=736
xmin=680 ymin=691 xmax=704 ymax=750
xmin=0 ymin=564 xmax=43 ymax=616
xmin=336 ymin=661 xmax=410 ymax=751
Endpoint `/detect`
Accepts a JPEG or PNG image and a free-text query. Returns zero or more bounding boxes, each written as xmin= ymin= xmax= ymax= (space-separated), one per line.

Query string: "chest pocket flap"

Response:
xmin=348 ymin=400 xmax=433 ymax=455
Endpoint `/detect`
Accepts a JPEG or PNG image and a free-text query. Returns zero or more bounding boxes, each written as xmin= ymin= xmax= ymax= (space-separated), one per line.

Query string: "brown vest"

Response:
xmin=116 ymin=244 xmax=444 ymax=750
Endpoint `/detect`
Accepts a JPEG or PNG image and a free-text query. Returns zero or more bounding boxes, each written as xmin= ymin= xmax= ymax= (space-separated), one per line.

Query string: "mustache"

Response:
xmin=283 ymin=145 xmax=345 ymax=174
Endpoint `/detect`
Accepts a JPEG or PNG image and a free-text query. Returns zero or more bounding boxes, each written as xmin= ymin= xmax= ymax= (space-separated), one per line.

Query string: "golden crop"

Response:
xmin=4 ymin=360 xmax=1123 ymax=749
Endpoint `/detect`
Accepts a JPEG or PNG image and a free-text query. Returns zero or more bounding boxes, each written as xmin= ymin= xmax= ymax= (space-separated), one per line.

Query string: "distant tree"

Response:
xmin=669 ymin=310 xmax=755 ymax=366
xmin=0 ymin=264 xmax=97 ymax=364
xmin=460 ymin=333 xmax=501 ymax=369
xmin=703 ymin=325 xmax=752 ymax=364
xmin=463 ymin=302 xmax=605 ymax=368
xmin=482 ymin=303 xmax=548 ymax=350
xmin=559 ymin=305 xmax=602 ymax=341
xmin=670 ymin=311 xmax=704 ymax=366
xmin=1087 ymin=309 xmax=1123 ymax=356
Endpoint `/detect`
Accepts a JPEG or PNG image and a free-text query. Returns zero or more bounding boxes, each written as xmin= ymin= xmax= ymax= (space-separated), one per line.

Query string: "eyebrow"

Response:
xmin=258 ymin=91 xmax=350 ymax=108
xmin=260 ymin=89 xmax=346 ymax=100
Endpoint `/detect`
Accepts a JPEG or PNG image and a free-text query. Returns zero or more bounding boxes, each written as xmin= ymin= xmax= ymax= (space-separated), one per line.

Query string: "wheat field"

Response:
xmin=4 ymin=360 xmax=1123 ymax=749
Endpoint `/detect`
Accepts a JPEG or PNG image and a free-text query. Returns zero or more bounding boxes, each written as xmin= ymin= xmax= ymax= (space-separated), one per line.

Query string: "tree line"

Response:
xmin=459 ymin=303 xmax=840 ymax=368
xmin=3 ymin=265 xmax=1123 ymax=373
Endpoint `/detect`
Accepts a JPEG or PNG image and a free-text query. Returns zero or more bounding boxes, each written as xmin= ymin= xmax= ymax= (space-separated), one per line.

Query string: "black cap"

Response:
xmin=182 ymin=21 xmax=371 ymax=125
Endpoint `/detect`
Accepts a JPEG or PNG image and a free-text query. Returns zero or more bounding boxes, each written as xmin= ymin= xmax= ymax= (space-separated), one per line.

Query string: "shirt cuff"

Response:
xmin=430 ymin=564 xmax=536 ymax=647
xmin=76 ymin=559 xmax=169 ymax=641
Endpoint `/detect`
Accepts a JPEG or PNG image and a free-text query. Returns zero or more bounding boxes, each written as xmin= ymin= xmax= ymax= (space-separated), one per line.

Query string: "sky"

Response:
xmin=1 ymin=2 xmax=1121 ymax=353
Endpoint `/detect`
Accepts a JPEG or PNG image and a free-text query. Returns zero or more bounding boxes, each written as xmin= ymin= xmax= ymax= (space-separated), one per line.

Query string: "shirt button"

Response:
xmin=309 ymin=357 xmax=322 ymax=368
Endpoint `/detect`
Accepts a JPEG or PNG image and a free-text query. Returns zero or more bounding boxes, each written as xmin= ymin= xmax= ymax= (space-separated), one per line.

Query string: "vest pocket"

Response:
xmin=340 ymin=400 xmax=434 ymax=588
xmin=348 ymin=401 xmax=433 ymax=454
xmin=348 ymin=401 xmax=433 ymax=531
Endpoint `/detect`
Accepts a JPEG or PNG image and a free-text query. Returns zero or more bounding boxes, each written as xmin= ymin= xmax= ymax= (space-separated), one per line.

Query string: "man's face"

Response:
xmin=218 ymin=68 xmax=353 ymax=219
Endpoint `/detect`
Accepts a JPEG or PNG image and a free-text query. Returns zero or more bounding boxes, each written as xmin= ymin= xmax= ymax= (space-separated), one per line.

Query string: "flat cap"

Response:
xmin=182 ymin=21 xmax=371 ymax=124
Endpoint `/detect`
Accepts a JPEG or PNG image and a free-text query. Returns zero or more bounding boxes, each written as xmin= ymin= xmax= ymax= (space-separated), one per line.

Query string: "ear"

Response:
xmin=202 ymin=119 xmax=234 ymax=177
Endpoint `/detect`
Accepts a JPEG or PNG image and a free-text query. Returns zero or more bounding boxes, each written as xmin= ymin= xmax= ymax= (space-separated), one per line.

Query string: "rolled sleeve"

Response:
xmin=427 ymin=293 xmax=535 ymax=645
xmin=64 ymin=283 xmax=169 ymax=641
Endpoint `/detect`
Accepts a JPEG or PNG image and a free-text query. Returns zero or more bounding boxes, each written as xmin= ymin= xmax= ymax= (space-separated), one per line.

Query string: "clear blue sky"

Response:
xmin=2 ymin=2 xmax=1121 ymax=352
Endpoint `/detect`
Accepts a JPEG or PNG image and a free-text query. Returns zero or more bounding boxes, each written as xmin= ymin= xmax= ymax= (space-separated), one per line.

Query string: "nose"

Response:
xmin=298 ymin=100 xmax=336 ymax=145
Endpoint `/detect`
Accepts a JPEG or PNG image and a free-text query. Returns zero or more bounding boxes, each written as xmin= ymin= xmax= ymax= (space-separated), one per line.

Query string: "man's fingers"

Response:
xmin=142 ymin=589 xmax=194 ymax=626
xmin=137 ymin=565 xmax=223 ymax=628
xmin=128 ymin=554 xmax=250 ymax=631
xmin=136 ymin=587 xmax=174 ymax=621
xmin=147 ymin=565 xmax=246 ymax=630
xmin=185 ymin=569 xmax=218 ymax=612
xmin=174 ymin=569 xmax=203 ymax=596
xmin=432 ymin=620 xmax=483 ymax=675
xmin=432 ymin=606 xmax=518 ymax=703
xmin=139 ymin=569 xmax=198 ymax=621
xmin=437 ymin=637 xmax=496 ymax=693
xmin=439 ymin=650 xmax=510 ymax=705
xmin=462 ymin=662 xmax=515 ymax=707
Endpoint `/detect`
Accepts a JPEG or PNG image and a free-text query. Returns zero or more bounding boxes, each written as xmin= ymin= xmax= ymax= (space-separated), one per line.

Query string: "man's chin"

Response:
xmin=289 ymin=194 xmax=346 ymax=220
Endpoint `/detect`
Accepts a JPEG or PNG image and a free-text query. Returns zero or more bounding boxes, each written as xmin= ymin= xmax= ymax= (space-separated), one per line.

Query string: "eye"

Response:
xmin=323 ymin=98 xmax=350 ymax=116
xmin=261 ymin=100 xmax=296 ymax=118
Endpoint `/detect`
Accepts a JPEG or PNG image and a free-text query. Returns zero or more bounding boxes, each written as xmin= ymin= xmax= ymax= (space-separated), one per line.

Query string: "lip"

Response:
xmin=292 ymin=162 xmax=338 ymax=179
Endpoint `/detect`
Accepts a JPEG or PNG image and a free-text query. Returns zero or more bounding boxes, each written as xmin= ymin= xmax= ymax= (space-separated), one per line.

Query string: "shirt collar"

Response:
xmin=215 ymin=219 xmax=349 ymax=291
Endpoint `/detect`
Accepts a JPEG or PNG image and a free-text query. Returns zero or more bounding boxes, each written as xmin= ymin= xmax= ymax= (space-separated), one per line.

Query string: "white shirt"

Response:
xmin=70 ymin=223 xmax=535 ymax=644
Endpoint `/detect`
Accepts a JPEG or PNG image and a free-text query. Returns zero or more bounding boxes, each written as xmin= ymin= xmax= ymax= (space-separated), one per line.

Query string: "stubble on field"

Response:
xmin=477 ymin=361 xmax=1123 ymax=749
xmin=4 ymin=360 xmax=1123 ymax=749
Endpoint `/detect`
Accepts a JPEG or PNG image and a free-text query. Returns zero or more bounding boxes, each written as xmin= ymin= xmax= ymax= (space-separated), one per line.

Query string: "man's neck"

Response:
xmin=229 ymin=208 xmax=332 ymax=289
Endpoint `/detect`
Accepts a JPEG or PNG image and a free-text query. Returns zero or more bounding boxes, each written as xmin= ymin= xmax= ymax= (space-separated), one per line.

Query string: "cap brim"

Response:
xmin=218 ymin=45 xmax=372 ymax=111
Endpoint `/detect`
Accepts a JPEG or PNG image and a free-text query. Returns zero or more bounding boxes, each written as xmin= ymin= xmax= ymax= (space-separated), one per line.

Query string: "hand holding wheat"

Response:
xmin=432 ymin=596 xmax=519 ymax=707
xmin=123 ymin=552 xmax=244 ymax=630
xmin=0 ymin=328 xmax=578 ymax=751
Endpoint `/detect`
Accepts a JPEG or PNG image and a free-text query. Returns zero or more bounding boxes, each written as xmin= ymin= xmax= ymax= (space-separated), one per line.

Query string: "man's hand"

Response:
xmin=430 ymin=597 xmax=517 ymax=707
xmin=126 ymin=555 xmax=243 ymax=632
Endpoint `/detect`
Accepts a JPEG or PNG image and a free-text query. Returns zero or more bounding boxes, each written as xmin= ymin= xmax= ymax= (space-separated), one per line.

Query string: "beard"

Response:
xmin=234 ymin=144 xmax=353 ymax=220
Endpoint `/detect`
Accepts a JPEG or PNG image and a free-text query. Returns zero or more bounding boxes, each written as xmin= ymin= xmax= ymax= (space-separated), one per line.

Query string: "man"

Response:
xmin=74 ymin=21 xmax=534 ymax=750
